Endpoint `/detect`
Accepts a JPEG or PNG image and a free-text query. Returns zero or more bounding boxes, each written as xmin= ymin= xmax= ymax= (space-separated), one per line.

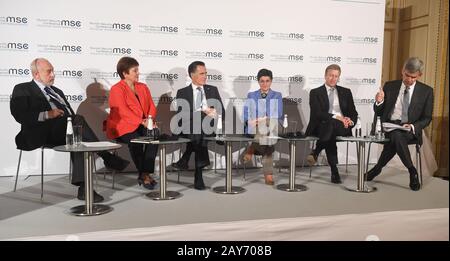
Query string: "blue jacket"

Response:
xmin=243 ymin=89 xmax=283 ymax=134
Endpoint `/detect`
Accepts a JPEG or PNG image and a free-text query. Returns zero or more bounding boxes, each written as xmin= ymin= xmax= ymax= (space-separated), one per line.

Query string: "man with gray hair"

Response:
xmin=366 ymin=57 xmax=434 ymax=191
xmin=10 ymin=58 xmax=129 ymax=202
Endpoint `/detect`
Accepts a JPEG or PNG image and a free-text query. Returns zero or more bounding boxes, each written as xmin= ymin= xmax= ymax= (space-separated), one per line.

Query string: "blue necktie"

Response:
xmin=44 ymin=87 xmax=71 ymax=116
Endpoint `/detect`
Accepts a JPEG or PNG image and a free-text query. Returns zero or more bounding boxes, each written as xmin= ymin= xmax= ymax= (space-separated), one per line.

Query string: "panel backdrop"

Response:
xmin=0 ymin=0 xmax=385 ymax=176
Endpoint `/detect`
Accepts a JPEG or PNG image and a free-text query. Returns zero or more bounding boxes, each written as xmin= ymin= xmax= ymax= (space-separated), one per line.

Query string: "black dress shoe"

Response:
xmin=77 ymin=186 xmax=104 ymax=203
xmin=171 ymin=160 xmax=189 ymax=170
xmin=409 ymin=168 xmax=421 ymax=191
xmin=365 ymin=166 xmax=382 ymax=181
xmin=194 ymin=177 xmax=206 ymax=190
xmin=104 ymin=154 xmax=130 ymax=171
xmin=194 ymin=182 xmax=206 ymax=190
xmin=331 ymin=173 xmax=342 ymax=184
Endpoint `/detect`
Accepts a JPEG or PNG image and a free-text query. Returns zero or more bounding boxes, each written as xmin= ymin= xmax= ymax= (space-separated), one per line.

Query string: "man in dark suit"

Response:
xmin=172 ymin=61 xmax=224 ymax=190
xmin=305 ymin=64 xmax=358 ymax=184
xmin=10 ymin=58 xmax=129 ymax=202
xmin=366 ymin=57 xmax=433 ymax=191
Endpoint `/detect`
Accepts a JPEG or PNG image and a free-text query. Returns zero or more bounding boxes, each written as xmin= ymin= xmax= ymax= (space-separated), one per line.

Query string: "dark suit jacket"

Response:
xmin=10 ymin=80 xmax=75 ymax=151
xmin=175 ymin=84 xmax=224 ymax=137
xmin=374 ymin=80 xmax=433 ymax=145
xmin=305 ymin=85 xmax=358 ymax=137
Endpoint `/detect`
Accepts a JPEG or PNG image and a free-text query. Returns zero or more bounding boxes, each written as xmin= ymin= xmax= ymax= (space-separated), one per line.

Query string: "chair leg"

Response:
xmin=417 ymin=145 xmax=423 ymax=186
xmin=177 ymin=144 xmax=182 ymax=183
xmin=69 ymin=157 xmax=72 ymax=181
xmin=309 ymin=140 xmax=315 ymax=179
xmin=13 ymin=150 xmax=23 ymax=192
xmin=112 ymin=170 xmax=116 ymax=189
xmin=366 ymin=142 xmax=372 ymax=175
xmin=41 ymin=147 xmax=44 ymax=200
xmin=345 ymin=141 xmax=349 ymax=173
xmin=93 ymin=157 xmax=98 ymax=188
xmin=214 ymin=143 xmax=217 ymax=174
xmin=278 ymin=142 xmax=282 ymax=173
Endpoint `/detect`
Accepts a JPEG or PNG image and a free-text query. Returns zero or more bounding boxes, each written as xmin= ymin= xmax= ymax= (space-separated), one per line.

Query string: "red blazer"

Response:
xmin=106 ymin=80 xmax=156 ymax=139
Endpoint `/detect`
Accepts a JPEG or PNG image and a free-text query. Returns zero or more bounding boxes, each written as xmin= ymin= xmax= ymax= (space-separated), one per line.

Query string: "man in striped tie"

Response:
xmin=10 ymin=58 xmax=130 ymax=202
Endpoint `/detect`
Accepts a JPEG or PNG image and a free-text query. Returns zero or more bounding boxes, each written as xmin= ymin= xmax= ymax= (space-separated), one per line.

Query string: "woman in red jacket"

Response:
xmin=106 ymin=57 xmax=158 ymax=189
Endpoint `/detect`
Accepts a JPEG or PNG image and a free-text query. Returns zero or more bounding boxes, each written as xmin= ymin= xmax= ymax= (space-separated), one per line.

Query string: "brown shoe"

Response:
xmin=264 ymin=174 xmax=274 ymax=185
xmin=241 ymin=147 xmax=255 ymax=163
xmin=306 ymin=153 xmax=317 ymax=166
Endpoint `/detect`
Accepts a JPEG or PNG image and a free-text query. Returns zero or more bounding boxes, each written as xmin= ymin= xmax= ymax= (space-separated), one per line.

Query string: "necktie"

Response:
xmin=401 ymin=87 xmax=410 ymax=123
xmin=195 ymin=87 xmax=203 ymax=111
xmin=44 ymin=87 xmax=71 ymax=115
xmin=328 ymin=88 xmax=335 ymax=114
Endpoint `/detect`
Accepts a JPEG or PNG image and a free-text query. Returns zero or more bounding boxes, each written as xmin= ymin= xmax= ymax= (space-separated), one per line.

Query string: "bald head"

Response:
xmin=30 ymin=58 xmax=55 ymax=86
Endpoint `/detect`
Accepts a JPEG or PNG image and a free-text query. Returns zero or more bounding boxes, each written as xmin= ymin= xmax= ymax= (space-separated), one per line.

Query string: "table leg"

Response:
xmin=69 ymin=152 xmax=113 ymax=216
xmin=213 ymin=141 xmax=245 ymax=194
xmin=146 ymin=144 xmax=182 ymax=200
xmin=277 ymin=140 xmax=308 ymax=192
xmin=346 ymin=141 xmax=376 ymax=193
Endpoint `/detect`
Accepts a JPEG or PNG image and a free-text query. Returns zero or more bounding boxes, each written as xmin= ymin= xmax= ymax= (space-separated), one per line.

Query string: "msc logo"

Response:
xmin=205 ymin=28 xmax=222 ymax=35
xmin=288 ymin=76 xmax=303 ymax=83
xmin=9 ymin=68 xmax=30 ymax=75
xmin=160 ymin=26 xmax=178 ymax=33
xmin=289 ymin=33 xmax=304 ymax=39
xmin=328 ymin=35 xmax=342 ymax=41
xmin=65 ymin=94 xmax=84 ymax=102
xmin=7 ymin=42 xmax=29 ymax=50
xmin=248 ymin=53 xmax=264 ymax=60
xmin=205 ymin=51 xmax=222 ymax=58
xmin=247 ymin=75 xmax=258 ymax=81
xmin=62 ymin=45 xmax=82 ymax=53
xmin=160 ymin=50 xmax=178 ymax=56
xmin=248 ymin=31 xmax=264 ymax=37
xmin=362 ymin=78 xmax=376 ymax=84
xmin=160 ymin=73 xmax=178 ymax=80
xmin=363 ymin=37 xmax=378 ymax=43
xmin=112 ymin=23 xmax=131 ymax=30
xmin=112 ymin=47 xmax=132 ymax=54
xmin=5 ymin=16 xmax=28 ymax=24
xmin=62 ymin=70 xmax=82 ymax=77
xmin=60 ymin=20 xmax=81 ymax=27
xmin=288 ymin=55 xmax=303 ymax=61
xmin=363 ymin=58 xmax=377 ymax=63
xmin=207 ymin=74 xmax=222 ymax=81
xmin=327 ymin=56 xmax=341 ymax=63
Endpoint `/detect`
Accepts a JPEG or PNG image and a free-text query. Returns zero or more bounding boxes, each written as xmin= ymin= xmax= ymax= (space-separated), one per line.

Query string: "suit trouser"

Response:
xmin=375 ymin=129 xmax=415 ymax=169
xmin=116 ymin=125 xmax=158 ymax=177
xmin=314 ymin=119 xmax=350 ymax=167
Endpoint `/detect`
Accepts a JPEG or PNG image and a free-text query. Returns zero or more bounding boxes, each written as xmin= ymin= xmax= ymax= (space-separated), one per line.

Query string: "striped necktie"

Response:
xmin=44 ymin=87 xmax=71 ymax=116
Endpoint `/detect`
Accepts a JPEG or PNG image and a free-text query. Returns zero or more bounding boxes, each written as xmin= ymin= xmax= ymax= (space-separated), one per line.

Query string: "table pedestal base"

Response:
xmin=69 ymin=204 xmax=113 ymax=216
xmin=146 ymin=191 xmax=182 ymax=200
xmin=276 ymin=184 xmax=308 ymax=192
xmin=213 ymin=186 xmax=245 ymax=194
xmin=346 ymin=186 xmax=377 ymax=193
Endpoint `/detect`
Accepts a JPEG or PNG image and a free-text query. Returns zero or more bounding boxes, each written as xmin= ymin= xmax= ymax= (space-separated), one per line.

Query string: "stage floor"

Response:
xmin=0 ymin=165 xmax=448 ymax=240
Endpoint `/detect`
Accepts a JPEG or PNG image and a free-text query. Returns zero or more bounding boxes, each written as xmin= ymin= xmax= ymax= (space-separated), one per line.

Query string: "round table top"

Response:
xmin=204 ymin=135 xmax=255 ymax=142
xmin=53 ymin=142 xmax=122 ymax=153
xmin=336 ymin=136 xmax=390 ymax=143
xmin=130 ymin=137 xmax=191 ymax=145
xmin=279 ymin=136 xmax=320 ymax=141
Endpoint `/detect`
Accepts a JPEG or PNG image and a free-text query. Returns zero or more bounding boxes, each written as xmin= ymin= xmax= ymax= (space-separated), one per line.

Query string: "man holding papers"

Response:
xmin=366 ymin=57 xmax=434 ymax=191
